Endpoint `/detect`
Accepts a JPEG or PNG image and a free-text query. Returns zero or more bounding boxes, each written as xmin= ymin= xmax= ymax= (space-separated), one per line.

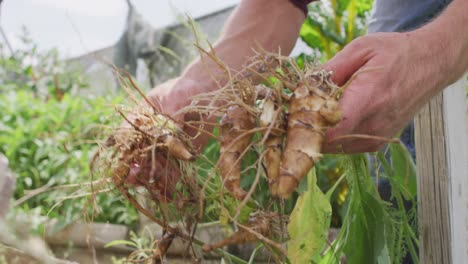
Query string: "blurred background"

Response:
xmin=1 ymin=0 xmax=240 ymax=57
xmin=0 ymin=0 xmax=249 ymax=93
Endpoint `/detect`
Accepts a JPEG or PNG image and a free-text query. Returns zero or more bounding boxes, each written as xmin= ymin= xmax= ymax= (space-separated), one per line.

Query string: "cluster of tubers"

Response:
xmin=213 ymin=53 xmax=343 ymax=199
xmin=103 ymin=52 xmax=343 ymax=202
xmin=94 ymin=52 xmax=343 ymax=260
xmin=107 ymin=107 xmax=197 ymax=202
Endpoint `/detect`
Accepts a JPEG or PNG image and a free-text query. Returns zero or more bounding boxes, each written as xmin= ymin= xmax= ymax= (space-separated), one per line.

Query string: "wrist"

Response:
xmin=408 ymin=28 xmax=460 ymax=92
xmin=181 ymin=59 xmax=223 ymax=93
xmin=410 ymin=1 xmax=468 ymax=88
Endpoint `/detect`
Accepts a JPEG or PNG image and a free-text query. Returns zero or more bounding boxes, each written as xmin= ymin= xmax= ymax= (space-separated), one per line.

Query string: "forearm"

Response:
xmin=411 ymin=0 xmax=468 ymax=89
xmin=181 ymin=0 xmax=306 ymax=92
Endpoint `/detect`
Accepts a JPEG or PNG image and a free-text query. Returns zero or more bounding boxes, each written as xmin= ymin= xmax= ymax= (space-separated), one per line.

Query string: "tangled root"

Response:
xmin=91 ymin=50 xmax=344 ymax=261
xmin=91 ymin=71 xmax=201 ymax=261
xmin=186 ymin=51 xmax=343 ymax=200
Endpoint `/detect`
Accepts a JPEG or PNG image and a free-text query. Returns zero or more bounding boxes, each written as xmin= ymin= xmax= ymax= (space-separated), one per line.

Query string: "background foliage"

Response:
xmin=0 ymin=33 xmax=138 ymax=233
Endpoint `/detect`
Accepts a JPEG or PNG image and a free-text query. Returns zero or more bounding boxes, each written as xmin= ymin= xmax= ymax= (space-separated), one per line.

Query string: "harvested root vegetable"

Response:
xmin=188 ymin=52 xmax=342 ymax=199
xmin=277 ymin=71 xmax=342 ymax=198
xmin=258 ymin=85 xmax=284 ymax=196
xmin=91 ymin=50 xmax=345 ymax=262
xmin=159 ymin=134 xmax=196 ymax=161
xmin=91 ymin=71 xmax=203 ymax=262
xmin=108 ymin=110 xmax=196 ymax=202
xmin=218 ymin=105 xmax=256 ymax=200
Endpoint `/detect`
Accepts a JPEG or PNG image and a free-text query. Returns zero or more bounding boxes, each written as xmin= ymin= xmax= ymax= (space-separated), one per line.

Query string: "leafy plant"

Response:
xmin=0 ymin=34 xmax=138 ymax=232
xmin=285 ymin=150 xmax=418 ymax=264
xmin=299 ymin=0 xmax=372 ymax=61
xmin=0 ymin=27 xmax=88 ymax=99
xmin=287 ymin=1 xmax=419 ymax=263
xmin=106 ymin=229 xmax=155 ymax=263
xmin=0 ymin=90 xmax=138 ymax=231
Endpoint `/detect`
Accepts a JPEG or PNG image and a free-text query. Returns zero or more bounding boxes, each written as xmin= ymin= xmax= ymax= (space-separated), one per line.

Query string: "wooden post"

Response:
xmin=415 ymin=77 xmax=468 ymax=263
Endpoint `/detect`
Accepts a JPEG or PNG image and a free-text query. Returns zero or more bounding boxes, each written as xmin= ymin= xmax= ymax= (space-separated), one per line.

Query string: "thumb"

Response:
xmin=324 ymin=38 xmax=371 ymax=85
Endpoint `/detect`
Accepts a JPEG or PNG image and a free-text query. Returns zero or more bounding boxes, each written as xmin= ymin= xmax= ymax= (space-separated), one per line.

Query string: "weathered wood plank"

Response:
xmin=415 ymin=77 xmax=468 ymax=264
xmin=442 ymin=78 xmax=468 ymax=262
xmin=416 ymin=92 xmax=449 ymax=263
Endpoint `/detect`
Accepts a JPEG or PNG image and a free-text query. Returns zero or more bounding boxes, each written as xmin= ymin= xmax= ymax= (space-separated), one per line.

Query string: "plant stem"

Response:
xmin=190 ymin=236 xmax=248 ymax=264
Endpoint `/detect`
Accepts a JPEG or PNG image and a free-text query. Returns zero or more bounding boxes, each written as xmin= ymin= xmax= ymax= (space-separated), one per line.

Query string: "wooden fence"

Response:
xmin=415 ymin=76 xmax=468 ymax=263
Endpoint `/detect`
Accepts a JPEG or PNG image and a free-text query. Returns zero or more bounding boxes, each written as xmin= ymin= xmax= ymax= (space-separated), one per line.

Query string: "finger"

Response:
xmin=323 ymin=77 xmax=374 ymax=153
xmin=325 ymin=137 xmax=385 ymax=154
xmin=323 ymin=88 xmax=364 ymax=152
xmin=325 ymin=112 xmax=390 ymax=154
xmin=324 ymin=37 xmax=372 ymax=85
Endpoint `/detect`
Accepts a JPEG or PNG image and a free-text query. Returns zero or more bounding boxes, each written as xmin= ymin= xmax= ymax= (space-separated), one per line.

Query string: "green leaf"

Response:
xmin=341 ymin=155 xmax=393 ymax=264
xmin=389 ymin=144 xmax=417 ymax=200
xmin=356 ymin=0 xmax=373 ymax=17
xmin=287 ymin=168 xmax=331 ymax=263
xmin=337 ymin=0 xmax=352 ymax=16
xmin=344 ymin=192 xmax=392 ymax=264
xmin=23 ymin=65 xmax=33 ymax=76
xmin=248 ymin=244 xmax=263 ymax=264
xmin=346 ymin=0 xmax=357 ymax=43
xmin=299 ymin=18 xmax=324 ymax=50
xmin=105 ymin=239 xmax=138 ymax=248
xmin=325 ymin=171 xmax=347 ymax=201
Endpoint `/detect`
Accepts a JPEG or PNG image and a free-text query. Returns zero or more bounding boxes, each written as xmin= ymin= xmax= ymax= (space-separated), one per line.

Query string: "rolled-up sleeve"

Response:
xmin=288 ymin=0 xmax=318 ymax=15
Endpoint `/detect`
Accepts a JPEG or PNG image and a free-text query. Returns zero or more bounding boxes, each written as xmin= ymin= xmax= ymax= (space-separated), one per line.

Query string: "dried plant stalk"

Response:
xmin=91 ymin=70 xmax=202 ymax=261
xmin=202 ymin=211 xmax=287 ymax=252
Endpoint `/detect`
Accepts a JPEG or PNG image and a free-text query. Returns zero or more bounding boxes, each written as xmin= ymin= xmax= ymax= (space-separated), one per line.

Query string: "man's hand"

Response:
xmin=322 ymin=0 xmax=468 ymax=153
xmin=143 ymin=0 xmax=307 ymax=152
xmin=322 ymin=32 xmax=437 ymax=153
xmin=146 ymin=77 xmax=212 ymax=153
xmin=323 ymin=13 xmax=468 ymax=154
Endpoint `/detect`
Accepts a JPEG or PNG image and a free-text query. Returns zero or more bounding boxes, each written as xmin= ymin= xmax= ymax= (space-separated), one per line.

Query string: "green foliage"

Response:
xmin=299 ymin=0 xmax=372 ymax=61
xmin=0 ymin=33 xmax=138 ymax=232
xmin=377 ymin=150 xmax=419 ymax=262
xmin=107 ymin=229 xmax=155 ymax=263
xmin=389 ymin=143 xmax=417 ymax=200
xmin=340 ymin=155 xmax=394 ymax=263
xmin=0 ymin=27 xmax=88 ymax=98
xmin=0 ymin=90 xmax=138 ymax=230
xmin=315 ymin=153 xmax=418 ymax=264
